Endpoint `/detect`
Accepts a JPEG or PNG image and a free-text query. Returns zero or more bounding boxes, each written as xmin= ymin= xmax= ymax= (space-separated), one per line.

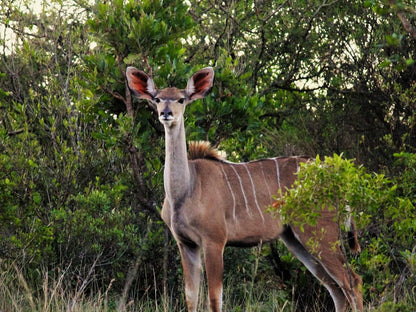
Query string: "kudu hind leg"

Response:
xmin=318 ymin=250 xmax=363 ymax=312
xmin=178 ymin=243 xmax=202 ymax=312
xmin=280 ymin=227 xmax=348 ymax=312
xmin=296 ymin=223 xmax=363 ymax=312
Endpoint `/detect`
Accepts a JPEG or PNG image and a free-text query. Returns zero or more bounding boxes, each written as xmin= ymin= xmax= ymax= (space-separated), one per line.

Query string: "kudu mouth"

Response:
xmin=159 ymin=113 xmax=176 ymax=126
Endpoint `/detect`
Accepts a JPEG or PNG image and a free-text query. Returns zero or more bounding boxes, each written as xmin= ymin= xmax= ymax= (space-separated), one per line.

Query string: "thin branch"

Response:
xmin=7 ymin=129 xmax=25 ymax=136
xmin=68 ymin=252 xmax=102 ymax=312
xmin=397 ymin=11 xmax=416 ymax=40
xmin=261 ymin=0 xmax=288 ymax=23
xmin=389 ymin=0 xmax=416 ymax=40
xmin=267 ymin=84 xmax=325 ymax=94
xmin=210 ymin=0 xmax=256 ymax=35
xmin=1 ymin=22 xmax=46 ymax=39
xmin=117 ymin=260 xmax=140 ymax=311
xmin=104 ymin=87 xmax=128 ymax=106
xmin=142 ymin=54 xmax=153 ymax=77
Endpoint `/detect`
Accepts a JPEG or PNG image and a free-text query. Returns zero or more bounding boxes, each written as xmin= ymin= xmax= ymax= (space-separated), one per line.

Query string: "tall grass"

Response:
xmin=0 ymin=259 xmax=188 ymax=312
xmin=0 ymin=258 xmax=292 ymax=312
xmin=0 ymin=262 xmax=107 ymax=312
xmin=1 ymin=257 xmax=415 ymax=312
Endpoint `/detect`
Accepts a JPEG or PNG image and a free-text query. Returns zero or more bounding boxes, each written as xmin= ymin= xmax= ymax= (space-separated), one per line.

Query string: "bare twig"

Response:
xmin=117 ymin=260 xmax=140 ymax=312
xmin=68 ymin=252 xmax=102 ymax=312
xmin=7 ymin=129 xmax=25 ymax=136
xmin=389 ymin=0 xmax=416 ymax=40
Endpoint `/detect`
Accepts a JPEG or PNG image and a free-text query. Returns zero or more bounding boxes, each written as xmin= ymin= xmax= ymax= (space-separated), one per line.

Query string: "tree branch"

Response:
xmin=397 ymin=11 xmax=416 ymax=40
xmin=389 ymin=0 xmax=416 ymax=40
xmin=104 ymin=87 xmax=127 ymax=106
xmin=7 ymin=129 xmax=25 ymax=136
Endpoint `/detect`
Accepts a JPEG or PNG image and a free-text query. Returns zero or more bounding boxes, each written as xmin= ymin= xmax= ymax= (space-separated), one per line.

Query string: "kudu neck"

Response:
xmin=164 ymin=119 xmax=191 ymax=202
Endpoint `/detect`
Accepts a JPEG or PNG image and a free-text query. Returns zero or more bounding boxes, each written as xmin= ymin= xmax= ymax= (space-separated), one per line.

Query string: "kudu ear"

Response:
xmin=185 ymin=67 xmax=214 ymax=102
xmin=126 ymin=67 xmax=157 ymax=100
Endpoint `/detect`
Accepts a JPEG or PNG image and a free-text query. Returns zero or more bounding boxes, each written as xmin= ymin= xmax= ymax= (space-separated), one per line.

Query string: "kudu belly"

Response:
xmin=225 ymin=201 xmax=285 ymax=247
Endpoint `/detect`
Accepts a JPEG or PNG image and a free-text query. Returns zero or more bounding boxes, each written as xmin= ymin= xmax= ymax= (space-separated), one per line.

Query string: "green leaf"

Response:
xmin=33 ymin=192 xmax=41 ymax=205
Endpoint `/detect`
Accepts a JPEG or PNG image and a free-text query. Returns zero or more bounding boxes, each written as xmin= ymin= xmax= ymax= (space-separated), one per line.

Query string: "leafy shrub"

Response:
xmin=278 ymin=154 xmax=393 ymax=231
xmin=274 ymin=154 xmax=416 ymax=309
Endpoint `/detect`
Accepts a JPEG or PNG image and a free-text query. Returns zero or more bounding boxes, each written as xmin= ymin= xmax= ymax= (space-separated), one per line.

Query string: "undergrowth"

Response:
xmin=1 ymin=253 xmax=415 ymax=312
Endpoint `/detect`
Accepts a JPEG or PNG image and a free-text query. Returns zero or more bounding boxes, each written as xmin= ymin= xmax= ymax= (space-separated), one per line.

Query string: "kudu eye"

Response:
xmin=178 ymin=98 xmax=185 ymax=104
xmin=154 ymin=98 xmax=161 ymax=103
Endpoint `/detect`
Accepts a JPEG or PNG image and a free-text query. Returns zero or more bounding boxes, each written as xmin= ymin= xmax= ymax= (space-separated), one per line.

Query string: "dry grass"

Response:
xmin=0 ymin=259 xmax=180 ymax=312
xmin=0 ymin=263 xmax=103 ymax=312
xmin=1 ymin=259 xmax=414 ymax=312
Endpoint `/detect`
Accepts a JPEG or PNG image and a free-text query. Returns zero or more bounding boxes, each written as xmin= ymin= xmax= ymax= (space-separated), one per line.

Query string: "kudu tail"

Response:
xmin=346 ymin=217 xmax=361 ymax=254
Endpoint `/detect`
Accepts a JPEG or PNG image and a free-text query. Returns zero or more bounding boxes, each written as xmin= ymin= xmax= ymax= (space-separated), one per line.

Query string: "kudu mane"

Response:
xmin=187 ymin=141 xmax=226 ymax=161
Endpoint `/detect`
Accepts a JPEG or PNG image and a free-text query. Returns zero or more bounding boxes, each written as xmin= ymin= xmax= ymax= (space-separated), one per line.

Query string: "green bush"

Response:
xmin=276 ymin=154 xmax=415 ymax=309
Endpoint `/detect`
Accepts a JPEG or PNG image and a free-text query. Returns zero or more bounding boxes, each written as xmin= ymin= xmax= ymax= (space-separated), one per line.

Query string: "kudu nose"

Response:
xmin=160 ymin=106 xmax=173 ymax=119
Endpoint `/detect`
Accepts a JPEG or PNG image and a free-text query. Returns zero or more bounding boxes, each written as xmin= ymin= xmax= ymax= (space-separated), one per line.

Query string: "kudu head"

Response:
xmin=126 ymin=67 xmax=215 ymax=128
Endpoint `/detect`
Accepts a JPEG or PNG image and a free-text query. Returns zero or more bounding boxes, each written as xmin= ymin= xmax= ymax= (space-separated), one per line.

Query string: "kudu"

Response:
xmin=126 ymin=66 xmax=363 ymax=312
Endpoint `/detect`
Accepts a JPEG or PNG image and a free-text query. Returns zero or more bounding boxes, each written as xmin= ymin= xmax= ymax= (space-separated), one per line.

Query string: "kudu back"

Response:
xmin=126 ymin=66 xmax=363 ymax=312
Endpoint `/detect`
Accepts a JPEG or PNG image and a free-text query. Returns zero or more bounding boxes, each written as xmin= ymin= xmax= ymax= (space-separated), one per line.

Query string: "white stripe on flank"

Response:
xmin=259 ymin=162 xmax=272 ymax=198
xmin=230 ymin=165 xmax=250 ymax=216
xmin=221 ymin=164 xmax=237 ymax=221
xmin=274 ymin=158 xmax=282 ymax=190
xmin=243 ymin=164 xmax=265 ymax=222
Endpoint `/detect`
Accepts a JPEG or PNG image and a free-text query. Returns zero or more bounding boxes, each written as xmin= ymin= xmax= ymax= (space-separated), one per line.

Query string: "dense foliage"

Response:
xmin=0 ymin=0 xmax=415 ymax=310
xmin=278 ymin=154 xmax=415 ymax=310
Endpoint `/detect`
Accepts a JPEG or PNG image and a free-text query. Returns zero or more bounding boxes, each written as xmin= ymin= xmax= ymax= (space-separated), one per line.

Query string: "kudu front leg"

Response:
xmin=178 ymin=243 xmax=202 ymax=312
xmin=203 ymin=242 xmax=225 ymax=312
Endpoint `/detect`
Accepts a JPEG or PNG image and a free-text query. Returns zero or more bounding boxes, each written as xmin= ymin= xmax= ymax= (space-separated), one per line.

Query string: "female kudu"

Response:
xmin=126 ymin=66 xmax=363 ymax=312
